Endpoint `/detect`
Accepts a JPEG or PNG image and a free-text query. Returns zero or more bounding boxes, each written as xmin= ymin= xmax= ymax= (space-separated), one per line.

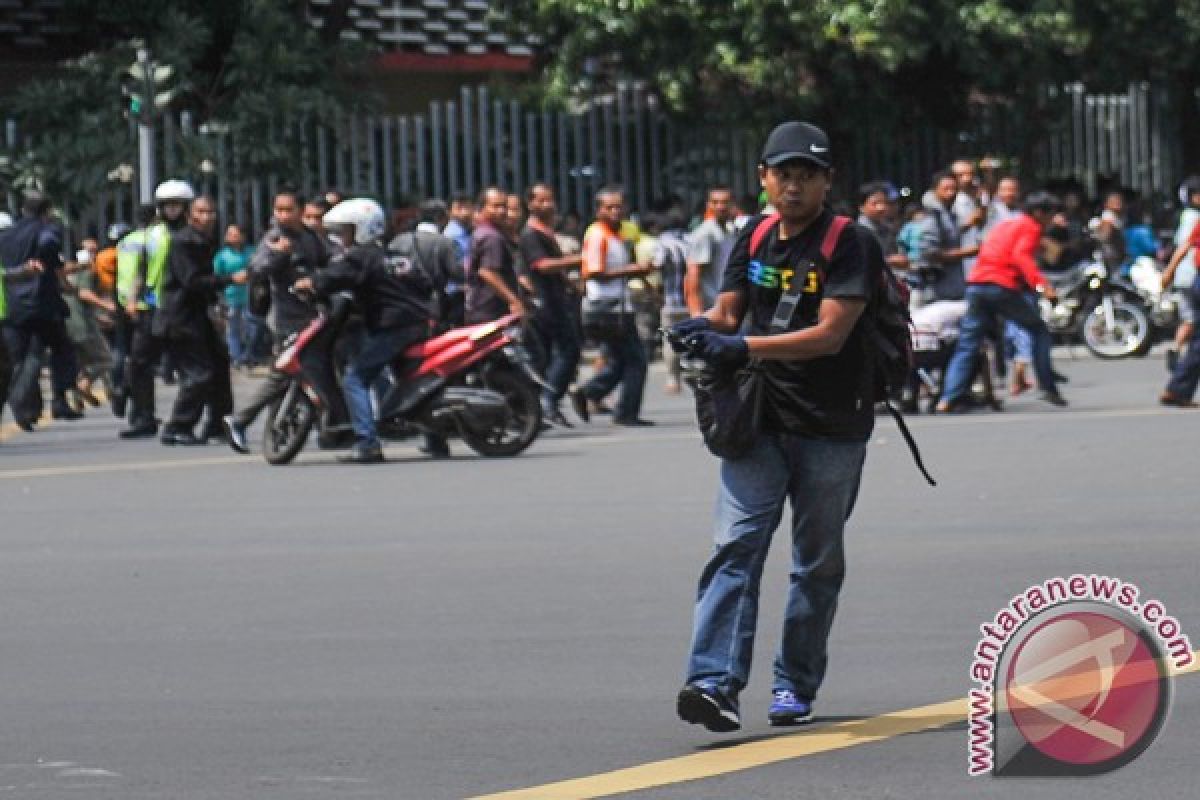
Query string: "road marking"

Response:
xmin=0 ymin=403 xmax=1186 ymax=478
xmin=0 ymin=454 xmax=253 ymax=480
xmin=468 ymin=649 xmax=1199 ymax=800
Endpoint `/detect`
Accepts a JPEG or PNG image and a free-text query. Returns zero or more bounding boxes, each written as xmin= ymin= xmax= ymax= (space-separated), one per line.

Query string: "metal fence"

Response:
xmin=6 ymin=82 xmax=1184 ymax=243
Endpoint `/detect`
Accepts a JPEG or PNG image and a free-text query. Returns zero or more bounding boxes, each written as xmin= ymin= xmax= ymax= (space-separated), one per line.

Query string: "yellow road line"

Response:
xmin=469 ymin=648 xmax=1199 ymax=800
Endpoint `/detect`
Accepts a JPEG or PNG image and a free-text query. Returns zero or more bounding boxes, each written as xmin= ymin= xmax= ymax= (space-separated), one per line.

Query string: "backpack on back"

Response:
xmin=747 ymin=212 xmax=935 ymax=486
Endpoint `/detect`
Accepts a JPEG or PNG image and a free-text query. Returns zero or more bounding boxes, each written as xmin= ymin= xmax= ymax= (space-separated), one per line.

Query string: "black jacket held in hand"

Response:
xmin=311 ymin=243 xmax=436 ymax=333
xmin=160 ymin=225 xmax=225 ymax=334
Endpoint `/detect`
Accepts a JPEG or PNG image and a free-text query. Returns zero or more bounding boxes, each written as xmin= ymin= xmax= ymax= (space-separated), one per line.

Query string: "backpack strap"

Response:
xmin=748 ymin=213 xmax=780 ymax=258
xmin=768 ymin=213 xmax=849 ymax=334
xmin=818 ymin=215 xmax=851 ymax=273
xmin=884 ymin=398 xmax=938 ymax=487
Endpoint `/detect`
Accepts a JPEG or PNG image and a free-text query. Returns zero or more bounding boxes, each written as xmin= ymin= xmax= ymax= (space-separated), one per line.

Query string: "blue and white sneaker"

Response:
xmin=677 ymin=683 xmax=741 ymax=733
xmin=768 ymin=689 xmax=814 ymax=726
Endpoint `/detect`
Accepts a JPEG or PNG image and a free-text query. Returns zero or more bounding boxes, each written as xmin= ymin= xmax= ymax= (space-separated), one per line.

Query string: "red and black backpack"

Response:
xmin=747 ymin=212 xmax=935 ymax=486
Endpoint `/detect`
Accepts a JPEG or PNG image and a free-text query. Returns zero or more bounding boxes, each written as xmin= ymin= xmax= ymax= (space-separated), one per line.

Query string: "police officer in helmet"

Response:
xmin=119 ymin=179 xmax=195 ymax=438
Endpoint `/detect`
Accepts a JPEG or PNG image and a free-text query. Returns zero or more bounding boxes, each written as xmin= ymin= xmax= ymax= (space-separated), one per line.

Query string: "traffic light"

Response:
xmin=123 ymin=50 xmax=176 ymax=124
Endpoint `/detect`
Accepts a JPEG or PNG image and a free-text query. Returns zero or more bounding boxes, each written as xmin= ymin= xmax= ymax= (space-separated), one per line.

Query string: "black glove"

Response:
xmin=687 ymin=330 xmax=749 ymax=368
xmin=667 ymin=316 xmax=712 ymax=353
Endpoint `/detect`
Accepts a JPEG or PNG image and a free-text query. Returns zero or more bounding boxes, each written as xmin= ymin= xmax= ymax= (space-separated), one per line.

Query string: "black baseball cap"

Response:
xmin=760 ymin=121 xmax=832 ymax=169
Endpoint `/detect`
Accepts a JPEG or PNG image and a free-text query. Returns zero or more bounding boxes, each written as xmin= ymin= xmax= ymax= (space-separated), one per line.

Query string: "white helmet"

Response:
xmin=323 ymin=198 xmax=386 ymax=245
xmin=0 ymin=211 xmax=12 ymax=231
xmin=154 ymin=179 xmax=195 ymax=204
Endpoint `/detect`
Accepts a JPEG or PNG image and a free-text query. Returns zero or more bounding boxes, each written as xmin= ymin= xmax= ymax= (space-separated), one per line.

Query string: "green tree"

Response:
xmin=2 ymin=0 xmax=374 ymax=210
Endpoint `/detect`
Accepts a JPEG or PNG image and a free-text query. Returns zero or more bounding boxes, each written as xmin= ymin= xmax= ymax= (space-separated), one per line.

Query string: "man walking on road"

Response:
xmin=572 ymin=187 xmax=654 ymax=427
xmin=158 ymin=196 xmax=246 ymax=445
xmin=673 ymin=121 xmax=872 ymax=732
xmin=0 ymin=190 xmax=81 ymax=428
xmin=519 ymin=183 xmax=582 ymax=426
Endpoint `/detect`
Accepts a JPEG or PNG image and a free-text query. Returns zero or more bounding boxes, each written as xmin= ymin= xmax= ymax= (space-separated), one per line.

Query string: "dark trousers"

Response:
xmin=127 ymin=311 xmax=166 ymax=428
xmin=0 ymin=327 xmax=11 ymax=417
xmin=233 ymin=324 xmax=348 ymax=431
xmin=165 ymin=319 xmax=233 ymax=434
xmin=110 ymin=308 xmax=132 ymax=401
xmin=539 ymin=309 xmax=581 ymax=409
xmin=581 ymin=316 xmax=648 ymax=421
xmin=1166 ymin=314 xmax=1200 ymax=401
xmin=3 ymin=317 xmax=78 ymax=413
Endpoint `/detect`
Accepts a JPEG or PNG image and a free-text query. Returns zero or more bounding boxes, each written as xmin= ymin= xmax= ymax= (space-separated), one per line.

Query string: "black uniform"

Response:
xmin=160 ymin=223 xmax=234 ymax=438
xmin=231 ymin=225 xmax=348 ymax=433
xmin=311 ymin=242 xmax=436 ymax=450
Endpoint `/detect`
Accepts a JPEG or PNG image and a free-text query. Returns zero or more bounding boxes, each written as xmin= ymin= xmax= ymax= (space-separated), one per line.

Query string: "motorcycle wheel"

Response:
xmin=461 ymin=367 xmax=542 ymax=458
xmin=1081 ymin=295 xmax=1151 ymax=360
xmin=262 ymin=388 xmax=315 ymax=465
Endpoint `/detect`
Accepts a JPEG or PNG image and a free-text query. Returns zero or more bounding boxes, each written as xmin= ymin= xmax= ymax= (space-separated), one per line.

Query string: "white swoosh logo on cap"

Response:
xmin=810 ymin=145 xmax=828 ymax=153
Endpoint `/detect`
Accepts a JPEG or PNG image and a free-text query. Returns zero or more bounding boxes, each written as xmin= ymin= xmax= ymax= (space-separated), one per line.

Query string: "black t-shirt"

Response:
xmin=466 ymin=223 xmax=518 ymax=323
xmin=518 ymin=225 xmax=570 ymax=318
xmin=720 ymin=210 xmax=874 ymax=441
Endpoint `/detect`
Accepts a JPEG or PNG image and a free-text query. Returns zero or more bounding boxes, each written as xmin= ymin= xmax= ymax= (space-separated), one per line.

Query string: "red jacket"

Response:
xmin=968 ymin=213 xmax=1049 ymax=292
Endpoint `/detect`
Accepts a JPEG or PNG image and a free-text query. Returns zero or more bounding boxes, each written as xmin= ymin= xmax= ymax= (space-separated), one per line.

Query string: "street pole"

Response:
xmin=135 ymin=48 xmax=156 ymax=203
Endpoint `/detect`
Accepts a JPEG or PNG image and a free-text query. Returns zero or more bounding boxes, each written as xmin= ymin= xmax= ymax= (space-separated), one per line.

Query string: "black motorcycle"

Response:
xmin=1040 ymin=257 xmax=1152 ymax=359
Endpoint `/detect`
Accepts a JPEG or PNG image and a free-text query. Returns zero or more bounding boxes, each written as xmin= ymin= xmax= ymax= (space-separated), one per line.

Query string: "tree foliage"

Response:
xmin=496 ymin=0 xmax=1200 ymax=163
xmin=1 ymin=0 xmax=375 ymax=210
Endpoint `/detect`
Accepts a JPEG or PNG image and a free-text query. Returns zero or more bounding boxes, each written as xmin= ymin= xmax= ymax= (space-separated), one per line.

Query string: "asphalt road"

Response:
xmin=1 ymin=350 xmax=1196 ymax=799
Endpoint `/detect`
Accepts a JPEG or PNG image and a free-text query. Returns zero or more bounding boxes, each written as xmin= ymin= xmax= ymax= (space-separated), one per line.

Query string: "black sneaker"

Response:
xmin=160 ymin=430 xmax=204 ymax=446
xmin=418 ymin=436 xmax=451 ymax=459
xmin=1041 ymin=391 xmax=1068 ymax=408
xmin=677 ymin=684 xmax=741 ymax=733
xmin=613 ymin=417 xmax=655 ymax=427
xmin=51 ymin=405 xmax=84 ymax=421
xmin=568 ymin=388 xmax=591 ymax=424
xmin=111 ymin=388 xmax=128 ymax=419
xmin=119 ymin=422 xmax=158 ymax=439
xmin=223 ymin=415 xmax=249 ymax=454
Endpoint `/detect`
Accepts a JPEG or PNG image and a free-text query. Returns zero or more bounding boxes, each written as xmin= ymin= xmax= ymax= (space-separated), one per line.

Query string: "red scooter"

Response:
xmin=263 ymin=308 xmax=546 ymax=465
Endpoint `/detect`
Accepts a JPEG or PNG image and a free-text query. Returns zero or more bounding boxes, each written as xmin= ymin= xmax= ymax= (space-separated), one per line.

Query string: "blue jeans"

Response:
xmin=1003 ymin=292 xmax=1038 ymax=366
xmin=342 ymin=325 xmax=426 ymax=449
xmin=582 ymin=317 xmax=647 ymax=420
xmin=941 ymin=284 xmax=1058 ymax=405
xmin=1166 ymin=311 xmax=1200 ymax=400
xmin=225 ymin=305 xmax=249 ymax=366
xmin=685 ymin=433 xmax=867 ymax=703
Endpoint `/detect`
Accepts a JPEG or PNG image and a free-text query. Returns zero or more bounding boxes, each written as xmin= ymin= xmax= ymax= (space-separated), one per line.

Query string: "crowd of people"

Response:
xmin=0 ymin=175 xmax=749 ymax=456
xmin=852 ymin=161 xmax=1200 ymax=410
xmin=4 ymin=150 xmax=1200 ymax=455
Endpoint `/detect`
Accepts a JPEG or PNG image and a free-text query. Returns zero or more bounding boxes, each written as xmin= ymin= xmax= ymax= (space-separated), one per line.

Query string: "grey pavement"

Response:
xmin=0 ymin=351 xmax=1196 ymax=799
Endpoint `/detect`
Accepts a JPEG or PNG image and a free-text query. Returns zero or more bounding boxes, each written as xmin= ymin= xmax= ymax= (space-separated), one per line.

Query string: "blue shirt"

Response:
xmin=213 ymin=245 xmax=251 ymax=307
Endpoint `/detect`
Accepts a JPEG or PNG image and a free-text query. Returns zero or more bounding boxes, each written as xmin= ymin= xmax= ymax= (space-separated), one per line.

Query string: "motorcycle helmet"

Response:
xmin=107 ymin=222 xmax=132 ymax=243
xmin=154 ymin=179 xmax=195 ymax=204
xmin=323 ymin=198 xmax=386 ymax=245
